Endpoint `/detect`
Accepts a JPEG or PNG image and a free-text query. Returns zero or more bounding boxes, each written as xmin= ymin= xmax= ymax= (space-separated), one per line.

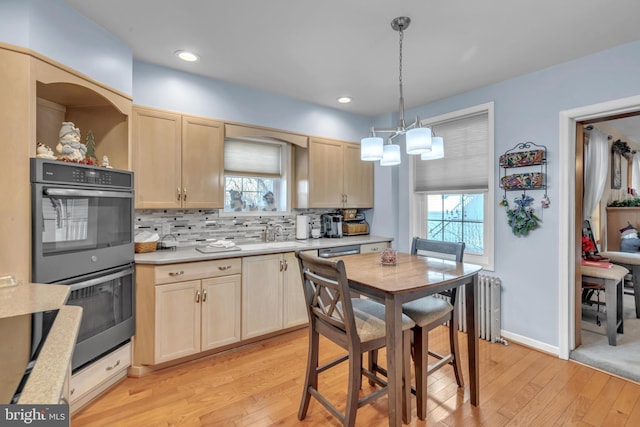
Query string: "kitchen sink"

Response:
xmin=239 ymin=241 xmax=307 ymax=251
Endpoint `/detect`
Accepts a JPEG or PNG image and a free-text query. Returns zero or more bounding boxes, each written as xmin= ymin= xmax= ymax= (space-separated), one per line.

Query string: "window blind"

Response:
xmin=414 ymin=112 xmax=489 ymax=192
xmin=224 ymin=139 xmax=282 ymax=177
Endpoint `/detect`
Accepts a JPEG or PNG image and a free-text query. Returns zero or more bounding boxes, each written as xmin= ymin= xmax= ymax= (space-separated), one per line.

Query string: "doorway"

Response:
xmin=558 ymin=94 xmax=640 ymax=366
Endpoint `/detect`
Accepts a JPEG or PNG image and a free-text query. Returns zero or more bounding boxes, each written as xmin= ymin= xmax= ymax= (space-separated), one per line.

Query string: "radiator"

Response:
xmin=437 ymin=274 xmax=508 ymax=345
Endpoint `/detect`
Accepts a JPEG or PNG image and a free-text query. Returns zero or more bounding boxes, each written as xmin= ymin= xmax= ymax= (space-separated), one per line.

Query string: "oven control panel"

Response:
xmin=31 ymin=158 xmax=133 ymax=189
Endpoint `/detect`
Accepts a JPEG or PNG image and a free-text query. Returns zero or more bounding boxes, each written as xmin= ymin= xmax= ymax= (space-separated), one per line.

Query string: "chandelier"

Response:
xmin=361 ymin=17 xmax=441 ymax=166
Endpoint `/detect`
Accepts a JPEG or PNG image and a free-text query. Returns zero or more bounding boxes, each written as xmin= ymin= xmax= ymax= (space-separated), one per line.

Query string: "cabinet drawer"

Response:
xmin=70 ymin=342 xmax=131 ymax=404
xmin=154 ymin=258 xmax=242 ymax=284
xmin=360 ymin=242 xmax=389 ymax=253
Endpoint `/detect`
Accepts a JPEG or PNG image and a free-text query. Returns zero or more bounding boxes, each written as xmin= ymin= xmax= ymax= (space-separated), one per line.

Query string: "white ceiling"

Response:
xmin=64 ymin=0 xmax=640 ymax=141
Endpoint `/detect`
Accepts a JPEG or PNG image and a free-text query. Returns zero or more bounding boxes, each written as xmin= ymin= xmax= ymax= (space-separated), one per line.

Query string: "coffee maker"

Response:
xmin=321 ymin=213 xmax=343 ymax=238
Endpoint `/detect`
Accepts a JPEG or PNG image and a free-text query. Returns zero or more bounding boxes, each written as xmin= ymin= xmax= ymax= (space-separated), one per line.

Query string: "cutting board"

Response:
xmin=196 ymin=246 xmax=242 ymax=254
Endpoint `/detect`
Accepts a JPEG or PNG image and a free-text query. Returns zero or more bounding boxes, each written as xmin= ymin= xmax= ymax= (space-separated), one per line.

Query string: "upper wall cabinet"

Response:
xmin=295 ymin=137 xmax=373 ymax=209
xmin=132 ymin=106 xmax=224 ymax=209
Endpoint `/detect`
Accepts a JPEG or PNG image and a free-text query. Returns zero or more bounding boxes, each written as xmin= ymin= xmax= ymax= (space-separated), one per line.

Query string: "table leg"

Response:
xmin=385 ymin=296 xmax=403 ymax=427
xmin=632 ymin=265 xmax=640 ymax=318
xmin=617 ymin=277 xmax=624 ymax=334
xmin=465 ymin=275 xmax=479 ymax=406
xmin=605 ymin=279 xmax=619 ymax=346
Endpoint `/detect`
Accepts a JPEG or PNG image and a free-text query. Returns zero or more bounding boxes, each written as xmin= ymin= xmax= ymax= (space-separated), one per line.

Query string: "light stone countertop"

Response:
xmin=0 ymin=282 xmax=82 ymax=404
xmin=135 ymin=234 xmax=393 ymax=265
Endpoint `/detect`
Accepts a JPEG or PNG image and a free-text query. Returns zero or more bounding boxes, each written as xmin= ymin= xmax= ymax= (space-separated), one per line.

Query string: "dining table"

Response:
xmin=339 ymin=251 xmax=483 ymax=426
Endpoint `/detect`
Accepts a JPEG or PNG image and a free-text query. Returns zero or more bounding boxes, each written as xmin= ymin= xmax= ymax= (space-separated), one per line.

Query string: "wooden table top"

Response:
xmin=338 ymin=252 xmax=483 ymax=295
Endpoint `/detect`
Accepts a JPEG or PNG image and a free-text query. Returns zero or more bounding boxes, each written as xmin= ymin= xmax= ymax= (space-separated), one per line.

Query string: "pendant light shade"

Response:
xmin=420 ymin=136 xmax=444 ymax=160
xmin=360 ymin=136 xmax=384 ymax=161
xmin=406 ymin=127 xmax=432 ymax=154
xmin=380 ymin=144 xmax=401 ymax=166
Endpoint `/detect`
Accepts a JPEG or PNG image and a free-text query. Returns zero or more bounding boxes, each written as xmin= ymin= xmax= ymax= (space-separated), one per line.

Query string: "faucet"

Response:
xmin=273 ymin=224 xmax=284 ymax=241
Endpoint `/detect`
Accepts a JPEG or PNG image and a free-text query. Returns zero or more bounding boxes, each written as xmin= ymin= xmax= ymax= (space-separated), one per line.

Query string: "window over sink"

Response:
xmin=223 ymin=138 xmax=291 ymax=215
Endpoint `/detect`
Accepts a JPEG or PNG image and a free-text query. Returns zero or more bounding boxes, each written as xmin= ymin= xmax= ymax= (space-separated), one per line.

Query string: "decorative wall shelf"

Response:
xmin=498 ymin=142 xmax=549 ymax=236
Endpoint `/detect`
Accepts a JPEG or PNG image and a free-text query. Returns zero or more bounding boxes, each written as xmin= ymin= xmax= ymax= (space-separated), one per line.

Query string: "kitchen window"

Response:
xmin=410 ymin=102 xmax=495 ymax=269
xmin=223 ymin=138 xmax=291 ymax=214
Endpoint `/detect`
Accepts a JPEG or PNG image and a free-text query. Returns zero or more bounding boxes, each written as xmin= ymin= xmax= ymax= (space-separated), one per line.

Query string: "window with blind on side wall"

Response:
xmin=223 ymin=138 xmax=291 ymax=214
xmin=411 ymin=102 xmax=495 ymax=270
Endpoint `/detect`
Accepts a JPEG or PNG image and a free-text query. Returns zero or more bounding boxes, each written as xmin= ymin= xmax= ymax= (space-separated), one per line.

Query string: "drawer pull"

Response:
xmin=105 ymin=359 xmax=121 ymax=371
xmin=218 ymin=265 xmax=232 ymax=271
xmin=169 ymin=271 xmax=185 ymax=277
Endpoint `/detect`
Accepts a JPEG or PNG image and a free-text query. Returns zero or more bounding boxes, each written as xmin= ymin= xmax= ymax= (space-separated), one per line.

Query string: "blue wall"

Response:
xmin=4 ymin=0 xmax=640 ymax=351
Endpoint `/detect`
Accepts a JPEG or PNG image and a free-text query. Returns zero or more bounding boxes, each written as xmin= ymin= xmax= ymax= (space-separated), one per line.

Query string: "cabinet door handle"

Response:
xmin=279 ymin=260 xmax=284 ymax=272
xmin=202 ymin=289 xmax=207 ymax=302
xmin=105 ymin=359 xmax=121 ymax=371
xmin=177 ymin=187 xmax=181 ymax=201
xmin=195 ymin=289 xmax=201 ymax=303
xmin=284 ymin=260 xmax=288 ymax=271
xmin=218 ymin=265 xmax=232 ymax=271
xmin=169 ymin=271 xmax=185 ymax=277
xmin=183 ymin=187 xmax=187 ymax=201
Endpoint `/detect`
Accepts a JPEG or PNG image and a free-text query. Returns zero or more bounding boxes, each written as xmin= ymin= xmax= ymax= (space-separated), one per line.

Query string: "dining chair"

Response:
xmin=295 ymin=250 xmax=415 ymax=426
xmin=402 ymin=237 xmax=466 ymax=420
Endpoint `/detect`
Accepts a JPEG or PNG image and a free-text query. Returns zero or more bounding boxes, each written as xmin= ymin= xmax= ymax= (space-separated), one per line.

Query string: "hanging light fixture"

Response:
xmin=360 ymin=16 xmax=436 ymax=164
xmin=420 ymin=135 xmax=444 ymax=160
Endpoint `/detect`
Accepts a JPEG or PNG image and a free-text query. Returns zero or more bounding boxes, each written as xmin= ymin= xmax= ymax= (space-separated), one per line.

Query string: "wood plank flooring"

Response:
xmin=71 ymin=327 xmax=640 ymax=426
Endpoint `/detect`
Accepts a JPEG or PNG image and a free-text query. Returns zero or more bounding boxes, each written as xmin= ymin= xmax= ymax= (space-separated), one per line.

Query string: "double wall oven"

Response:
xmin=30 ymin=158 xmax=135 ymax=371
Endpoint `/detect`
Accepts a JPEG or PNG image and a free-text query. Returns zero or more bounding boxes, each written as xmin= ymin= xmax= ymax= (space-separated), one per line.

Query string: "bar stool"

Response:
xmin=402 ymin=238 xmax=466 ymax=420
xmin=295 ymin=251 xmax=415 ymax=426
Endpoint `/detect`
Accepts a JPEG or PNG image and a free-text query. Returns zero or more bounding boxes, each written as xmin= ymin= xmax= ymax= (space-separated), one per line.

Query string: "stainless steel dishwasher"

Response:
xmin=318 ymin=244 xmax=361 ymax=258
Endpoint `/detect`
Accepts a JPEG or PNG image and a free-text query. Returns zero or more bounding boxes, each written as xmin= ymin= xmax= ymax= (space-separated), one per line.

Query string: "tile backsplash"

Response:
xmin=135 ymin=209 xmax=338 ymax=247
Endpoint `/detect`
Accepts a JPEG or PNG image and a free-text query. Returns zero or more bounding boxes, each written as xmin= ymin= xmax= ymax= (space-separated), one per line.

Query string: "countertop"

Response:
xmin=135 ymin=234 xmax=393 ymax=265
xmin=0 ymin=282 xmax=82 ymax=404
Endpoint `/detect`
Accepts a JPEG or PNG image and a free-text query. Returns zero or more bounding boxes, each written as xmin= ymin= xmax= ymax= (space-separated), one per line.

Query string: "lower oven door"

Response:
xmin=62 ymin=264 xmax=135 ymax=371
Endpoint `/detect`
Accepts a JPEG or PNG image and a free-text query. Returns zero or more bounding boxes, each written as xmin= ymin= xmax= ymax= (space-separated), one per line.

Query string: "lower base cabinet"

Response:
xmin=242 ymin=252 xmax=307 ymax=339
xmin=134 ymin=258 xmax=242 ymax=367
xmin=70 ymin=341 xmax=131 ymax=414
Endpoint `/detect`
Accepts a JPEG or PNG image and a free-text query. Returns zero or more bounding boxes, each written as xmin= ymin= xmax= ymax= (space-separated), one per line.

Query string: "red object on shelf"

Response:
xmin=581 ymin=259 xmax=613 ymax=268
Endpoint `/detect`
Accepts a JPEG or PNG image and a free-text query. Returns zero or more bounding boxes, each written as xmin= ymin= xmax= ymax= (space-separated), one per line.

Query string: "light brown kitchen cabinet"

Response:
xmin=283 ymin=252 xmax=308 ymax=328
xmin=359 ymin=242 xmax=390 ymax=253
xmin=0 ymin=46 xmax=131 ymax=281
xmin=296 ymin=137 xmax=373 ymax=209
xmin=133 ymin=259 xmax=242 ymax=369
xmin=242 ymin=252 xmax=306 ymax=339
xmin=132 ymin=106 xmax=224 ymax=209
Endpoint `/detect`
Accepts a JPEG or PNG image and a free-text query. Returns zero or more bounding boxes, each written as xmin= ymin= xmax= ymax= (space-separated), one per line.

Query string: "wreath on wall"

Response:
xmin=500 ymin=195 xmax=541 ymax=236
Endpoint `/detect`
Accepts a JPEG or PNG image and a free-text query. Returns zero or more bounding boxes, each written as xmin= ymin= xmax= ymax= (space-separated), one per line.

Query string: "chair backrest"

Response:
xmin=410 ymin=237 xmax=465 ymax=262
xmin=295 ymin=251 xmax=359 ymax=343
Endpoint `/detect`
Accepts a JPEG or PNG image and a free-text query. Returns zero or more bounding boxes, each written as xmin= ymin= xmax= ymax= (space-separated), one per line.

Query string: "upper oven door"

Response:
xmin=32 ymin=183 xmax=134 ymax=283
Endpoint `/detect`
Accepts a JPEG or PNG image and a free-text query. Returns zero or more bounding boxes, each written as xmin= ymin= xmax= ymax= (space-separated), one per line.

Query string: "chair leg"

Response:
xmin=298 ymin=328 xmax=319 ymax=420
xmin=450 ymin=311 xmax=464 ymax=388
xmin=345 ymin=349 xmax=361 ymax=427
xmin=368 ymin=349 xmax=378 ymax=386
xmin=413 ymin=325 xmax=428 ymax=420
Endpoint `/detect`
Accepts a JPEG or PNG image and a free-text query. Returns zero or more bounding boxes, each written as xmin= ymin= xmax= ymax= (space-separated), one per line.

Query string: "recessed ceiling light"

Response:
xmin=175 ymin=50 xmax=199 ymax=62
xmin=337 ymin=97 xmax=352 ymax=104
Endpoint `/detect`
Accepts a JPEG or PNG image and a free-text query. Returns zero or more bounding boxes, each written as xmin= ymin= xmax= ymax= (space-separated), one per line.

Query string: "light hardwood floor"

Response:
xmin=72 ymin=327 xmax=640 ymax=426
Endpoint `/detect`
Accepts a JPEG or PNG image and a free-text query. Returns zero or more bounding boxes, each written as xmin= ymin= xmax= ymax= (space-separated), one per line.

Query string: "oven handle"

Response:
xmin=68 ymin=267 xmax=134 ymax=291
xmin=43 ymin=187 xmax=133 ymax=199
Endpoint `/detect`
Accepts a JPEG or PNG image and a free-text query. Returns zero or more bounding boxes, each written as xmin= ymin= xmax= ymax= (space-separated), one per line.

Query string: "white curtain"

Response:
xmin=583 ymin=128 xmax=609 ymax=220
xmin=632 ymin=153 xmax=640 ymax=193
